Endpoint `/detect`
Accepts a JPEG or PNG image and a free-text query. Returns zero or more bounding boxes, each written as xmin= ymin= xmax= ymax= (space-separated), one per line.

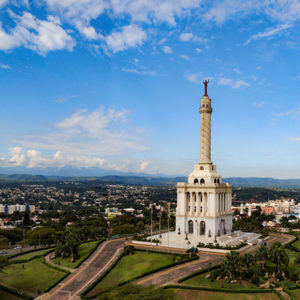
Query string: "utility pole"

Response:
xmin=159 ymin=201 xmax=162 ymax=239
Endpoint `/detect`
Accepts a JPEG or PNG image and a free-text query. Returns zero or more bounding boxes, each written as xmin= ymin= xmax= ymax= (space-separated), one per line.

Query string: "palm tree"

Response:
xmin=255 ymin=246 xmax=269 ymax=270
xmin=222 ymin=251 xmax=242 ymax=280
xmin=269 ymin=242 xmax=289 ymax=275
xmin=242 ymin=253 xmax=254 ymax=268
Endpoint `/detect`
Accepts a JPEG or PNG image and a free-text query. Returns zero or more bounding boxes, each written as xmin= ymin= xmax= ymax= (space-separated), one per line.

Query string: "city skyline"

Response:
xmin=0 ymin=1 xmax=300 ymax=178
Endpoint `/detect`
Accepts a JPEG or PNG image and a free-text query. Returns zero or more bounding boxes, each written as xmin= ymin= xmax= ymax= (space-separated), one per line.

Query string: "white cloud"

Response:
xmin=110 ymin=0 xmax=202 ymax=25
xmin=15 ymin=106 xmax=147 ymax=158
xmin=195 ymin=47 xmax=203 ymax=53
xmin=253 ymin=101 xmax=265 ymax=107
xmin=180 ymin=54 xmax=190 ymax=60
xmin=179 ymin=32 xmax=193 ymax=41
xmin=122 ymin=68 xmax=156 ymax=76
xmin=162 ymin=45 xmax=172 ymax=54
xmin=233 ymin=67 xmax=241 ymax=74
xmin=286 ymin=137 xmax=300 ymax=141
xmin=186 ymin=73 xmax=202 ymax=83
xmin=274 ymin=109 xmax=300 ymax=119
xmin=245 ymin=24 xmax=293 ymax=45
xmin=140 ymin=161 xmax=149 ymax=171
xmin=0 ymin=12 xmax=75 ymax=54
xmin=0 ymin=64 xmax=10 ymax=69
xmin=55 ymin=97 xmax=67 ymax=103
xmin=104 ymin=25 xmax=146 ymax=53
xmin=218 ymin=77 xmax=250 ymax=89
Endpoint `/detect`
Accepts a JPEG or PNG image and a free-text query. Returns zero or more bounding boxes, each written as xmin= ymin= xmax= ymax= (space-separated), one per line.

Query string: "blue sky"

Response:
xmin=0 ymin=0 xmax=300 ymax=178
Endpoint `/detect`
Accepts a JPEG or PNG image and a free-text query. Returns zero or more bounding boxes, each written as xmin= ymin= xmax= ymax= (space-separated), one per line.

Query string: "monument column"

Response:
xmin=199 ymin=80 xmax=212 ymax=164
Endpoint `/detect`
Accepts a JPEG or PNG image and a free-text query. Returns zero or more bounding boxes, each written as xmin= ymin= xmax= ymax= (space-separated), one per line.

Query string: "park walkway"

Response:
xmin=36 ymin=238 xmax=127 ymax=300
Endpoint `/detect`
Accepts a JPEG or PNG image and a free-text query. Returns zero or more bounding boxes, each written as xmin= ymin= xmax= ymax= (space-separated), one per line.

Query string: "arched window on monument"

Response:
xmin=200 ymin=221 xmax=205 ymax=235
xmin=200 ymin=166 xmax=204 ymax=170
xmin=200 ymin=178 xmax=205 ymax=184
xmin=188 ymin=220 xmax=193 ymax=234
xmin=194 ymin=178 xmax=198 ymax=184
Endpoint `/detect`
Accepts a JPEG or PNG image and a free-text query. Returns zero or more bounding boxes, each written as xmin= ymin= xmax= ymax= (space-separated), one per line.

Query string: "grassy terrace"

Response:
xmin=52 ymin=240 xmax=100 ymax=269
xmin=10 ymin=248 xmax=54 ymax=262
xmin=173 ymin=289 xmax=278 ymax=300
xmin=292 ymin=240 xmax=300 ymax=251
xmin=87 ymin=251 xmax=179 ymax=297
xmin=0 ymin=258 xmax=67 ymax=296
xmin=182 ymin=271 xmax=259 ymax=290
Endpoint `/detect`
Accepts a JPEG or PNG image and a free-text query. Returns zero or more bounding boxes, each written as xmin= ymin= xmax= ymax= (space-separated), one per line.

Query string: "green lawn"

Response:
xmin=87 ymin=251 xmax=178 ymax=296
xmin=0 ymin=258 xmax=67 ymax=296
xmin=10 ymin=248 xmax=54 ymax=262
xmin=52 ymin=240 xmax=99 ymax=269
xmin=182 ymin=271 xmax=259 ymax=290
xmin=0 ymin=289 xmax=22 ymax=300
xmin=292 ymin=240 xmax=300 ymax=251
xmin=173 ymin=289 xmax=278 ymax=300
xmin=290 ymin=289 xmax=300 ymax=299
xmin=286 ymin=249 xmax=298 ymax=265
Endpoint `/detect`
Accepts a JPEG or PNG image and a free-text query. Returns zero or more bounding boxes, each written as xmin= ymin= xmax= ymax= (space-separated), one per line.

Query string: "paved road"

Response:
xmin=38 ymin=238 xmax=127 ymax=300
xmin=137 ymin=253 xmax=224 ymax=286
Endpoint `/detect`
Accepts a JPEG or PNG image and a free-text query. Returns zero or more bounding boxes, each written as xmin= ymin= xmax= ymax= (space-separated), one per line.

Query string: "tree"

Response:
xmin=27 ymin=227 xmax=58 ymax=246
xmin=269 ymin=242 xmax=289 ymax=275
xmin=255 ymin=246 xmax=269 ymax=270
xmin=23 ymin=208 xmax=31 ymax=226
xmin=221 ymin=251 xmax=242 ymax=280
xmin=56 ymin=226 xmax=81 ymax=262
xmin=242 ymin=253 xmax=254 ymax=268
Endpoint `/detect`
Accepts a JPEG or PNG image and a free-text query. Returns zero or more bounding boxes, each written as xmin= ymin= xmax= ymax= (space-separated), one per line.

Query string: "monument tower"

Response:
xmin=175 ymin=80 xmax=233 ymax=243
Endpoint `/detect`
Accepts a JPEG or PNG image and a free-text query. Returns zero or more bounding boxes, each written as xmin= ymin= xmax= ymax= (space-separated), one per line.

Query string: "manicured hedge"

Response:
xmin=163 ymin=284 xmax=272 ymax=293
xmin=177 ymin=264 xmax=221 ymax=283
xmin=0 ymin=283 xmax=33 ymax=299
xmin=81 ymin=249 xmax=199 ymax=299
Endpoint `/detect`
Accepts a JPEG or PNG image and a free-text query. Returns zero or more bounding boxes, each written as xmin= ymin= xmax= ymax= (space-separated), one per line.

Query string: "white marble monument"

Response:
xmin=135 ymin=81 xmax=260 ymax=249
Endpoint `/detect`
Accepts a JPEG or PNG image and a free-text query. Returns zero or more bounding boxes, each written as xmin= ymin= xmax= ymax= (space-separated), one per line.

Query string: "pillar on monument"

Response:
xmin=199 ymin=80 xmax=212 ymax=164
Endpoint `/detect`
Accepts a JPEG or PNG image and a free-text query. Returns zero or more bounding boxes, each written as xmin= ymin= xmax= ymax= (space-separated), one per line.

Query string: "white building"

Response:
xmin=142 ymin=81 xmax=260 ymax=249
xmin=175 ymin=81 xmax=232 ymax=243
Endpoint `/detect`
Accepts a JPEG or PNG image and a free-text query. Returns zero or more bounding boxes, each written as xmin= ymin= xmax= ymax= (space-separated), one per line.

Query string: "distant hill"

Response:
xmin=0 ymin=174 xmax=300 ymax=188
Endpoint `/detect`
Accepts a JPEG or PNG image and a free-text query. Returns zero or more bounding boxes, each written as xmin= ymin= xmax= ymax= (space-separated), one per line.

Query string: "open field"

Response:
xmin=52 ymin=240 xmax=99 ymax=269
xmin=0 ymin=258 xmax=67 ymax=296
xmin=87 ymin=251 xmax=178 ymax=296
xmin=11 ymin=248 xmax=54 ymax=261
xmin=173 ymin=289 xmax=278 ymax=300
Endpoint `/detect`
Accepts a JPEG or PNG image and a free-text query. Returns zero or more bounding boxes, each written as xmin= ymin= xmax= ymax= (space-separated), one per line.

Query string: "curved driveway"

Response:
xmin=38 ymin=238 xmax=126 ymax=300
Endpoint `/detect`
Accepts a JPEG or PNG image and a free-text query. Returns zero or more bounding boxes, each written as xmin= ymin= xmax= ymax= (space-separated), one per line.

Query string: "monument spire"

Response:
xmin=199 ymin=79 xmax=212 ymax=163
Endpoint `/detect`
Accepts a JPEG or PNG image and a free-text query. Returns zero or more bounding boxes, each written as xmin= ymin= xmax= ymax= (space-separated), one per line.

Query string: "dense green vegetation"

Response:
xmin=52 ymin=240 xmax=100 ymax=268
xmin=172 ymin=289 xmax=278 ymax=300
xmin=0 ymin=258 xmax=67 ymax=296
xmin=87 ymin=251 xmax=181 ymax=296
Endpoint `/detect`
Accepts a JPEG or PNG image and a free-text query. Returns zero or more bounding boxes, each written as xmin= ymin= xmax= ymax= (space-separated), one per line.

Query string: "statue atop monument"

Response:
xmin=203 ymin=79 xmax=209 ymax=96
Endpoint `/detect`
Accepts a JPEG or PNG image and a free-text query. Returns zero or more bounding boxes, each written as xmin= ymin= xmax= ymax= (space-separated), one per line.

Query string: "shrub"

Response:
xmin=124 ymin=245 xmax=135 ymax=256
xmin=251 ymin=274 xmax=260 ymax=285
xmin=243 ymin=269 xmax=254 ymax=280
xmin=290 ymin=272 xmax=299 ymax=282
